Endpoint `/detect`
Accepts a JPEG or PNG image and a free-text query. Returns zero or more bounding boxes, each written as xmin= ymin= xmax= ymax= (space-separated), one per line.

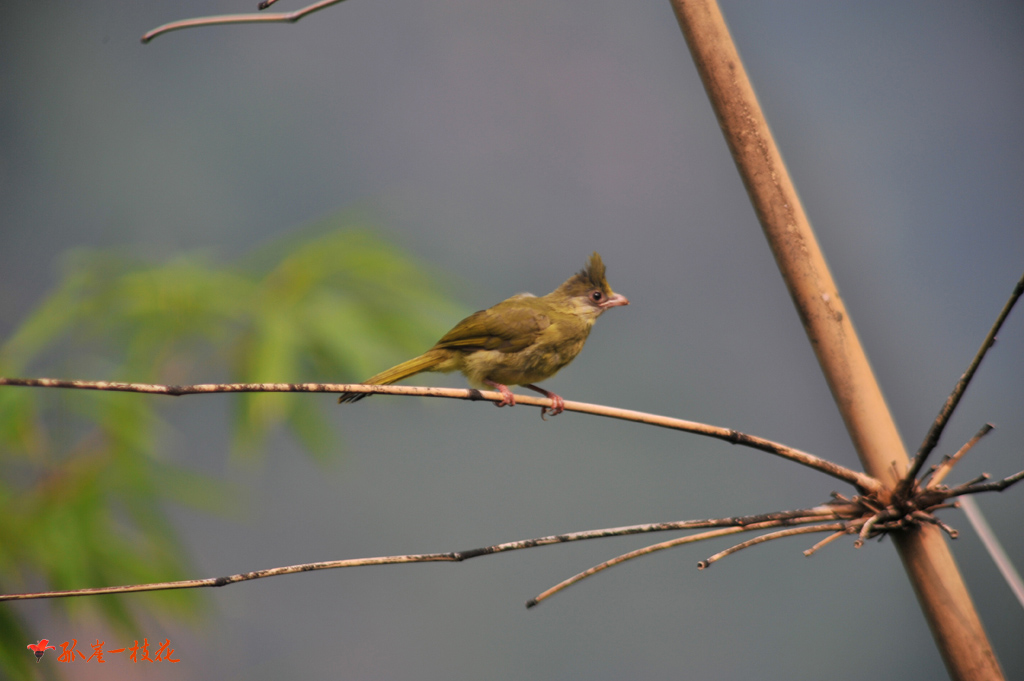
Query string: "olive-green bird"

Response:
xmin=339 ymin=252 xmax=628 ymax=416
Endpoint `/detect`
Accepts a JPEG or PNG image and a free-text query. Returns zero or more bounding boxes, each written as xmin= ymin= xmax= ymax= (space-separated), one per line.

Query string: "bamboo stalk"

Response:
xmin=667 ymin=2 xmax=1002 ymax=679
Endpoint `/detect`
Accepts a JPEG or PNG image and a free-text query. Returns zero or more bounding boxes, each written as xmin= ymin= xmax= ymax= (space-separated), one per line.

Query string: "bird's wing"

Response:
xmin=434 ymin=297 xmax=550 ymax=354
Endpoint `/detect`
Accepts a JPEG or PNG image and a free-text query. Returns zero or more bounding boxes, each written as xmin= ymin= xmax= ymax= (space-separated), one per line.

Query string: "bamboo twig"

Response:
xmin=0 ymin=552 xmax=457 ymax=601
xmin=927 ymin=424 xmax=994 ymax=489
xmin=854 ymin=514 xmax=883 ymax=548
xmin=529 ymin=518 xmax=845 ymax=607
xmin=945 ymin=474 xmax=991 ymax=495
xmin=910 ymin=511 xmax=959 ymax=539
xmin=904 ymin=272 xmax=1024 ymax=490
xmin=141 ymin=0 xmax=349 ymax=43
xmin=697 ymin=523 xmax=845 ymax=569
xmin=803 ymin=528 xmax=853 ymax=557
xmin=525 ymin=529 xmax=738 ymax=608
xmin=528 ymin=522 xmax=786 ymax=608
xmin=0 ymin=377 xmax=879 ymax=492
xmin=946 ymin=470 xmax=1024 ymax=497
xmin=0 ymin=506 xmax=860 ymax=602
xmin=2 ymin=461 xmax=1014 ymax=605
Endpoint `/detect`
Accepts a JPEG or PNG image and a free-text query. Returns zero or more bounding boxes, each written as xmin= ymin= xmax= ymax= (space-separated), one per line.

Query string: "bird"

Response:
xmin=339 ymin=252 xmax=628 ymax=416
xmin=27 ymin=639 xmax=56 ymax=663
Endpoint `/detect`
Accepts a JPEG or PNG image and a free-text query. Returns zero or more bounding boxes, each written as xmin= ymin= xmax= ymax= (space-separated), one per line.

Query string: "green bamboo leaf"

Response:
xmin=0 ymin=221 xmax=463 ymax=674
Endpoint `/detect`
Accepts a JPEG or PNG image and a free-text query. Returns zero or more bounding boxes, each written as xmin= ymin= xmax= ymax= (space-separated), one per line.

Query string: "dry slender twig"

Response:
xmin=3 ymin=463 xmax=1019 ymax=606
xmin=855 ymin=514 xmax=883 ymax=548
xmin=535 ymin=459 xmax=1021 ymax=606
xmin=697 ymin=523 xmax=846 ymax=569
xmin=0 ymin=506 xmax=858 ymax=602
xmin=0 ymin=552 xmax=455 ymax=601
xmin=910 ymin=511 xmax=959 ymax=539
xmin=903 ymin=272 xmax=1024 ymax=491
xmin=528 ymin=518 xmax=847 ymax=607
xmin=141 ymin=0 xmax=349 ymax=43
xmin=945 ymin=470 xmax=1024 ymax=497
xmin=803 ymin=528 xmax=853 ymax=557
xmin=0 ymin=377 xmax=880 ymax=492
xmin=926 ymin=424 xmax=995 ymax=489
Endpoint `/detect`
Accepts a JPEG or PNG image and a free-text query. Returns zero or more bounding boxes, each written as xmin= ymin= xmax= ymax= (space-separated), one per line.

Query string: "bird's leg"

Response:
xmin=484 ymin=379 xmax=516 ymax=407
xmin=524 ymin=384 xmax=565 ymax=417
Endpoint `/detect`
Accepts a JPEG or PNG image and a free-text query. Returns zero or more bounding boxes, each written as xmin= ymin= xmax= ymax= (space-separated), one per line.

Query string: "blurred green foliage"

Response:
xmin=0 ymin=219 xmax=464 ymax=679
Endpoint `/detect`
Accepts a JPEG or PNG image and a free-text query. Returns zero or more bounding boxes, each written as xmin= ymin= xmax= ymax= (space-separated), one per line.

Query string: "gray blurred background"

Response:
xmin=2 ymin=1 xmax=1023 ymax=679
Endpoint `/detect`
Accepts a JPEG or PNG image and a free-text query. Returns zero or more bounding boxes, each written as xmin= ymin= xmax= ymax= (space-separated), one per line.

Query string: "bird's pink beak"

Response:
xmin=600 ymin=292 xmax=629 ymax=309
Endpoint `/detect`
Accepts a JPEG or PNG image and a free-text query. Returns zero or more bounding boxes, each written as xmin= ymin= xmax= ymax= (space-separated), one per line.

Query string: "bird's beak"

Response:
xmin=600 ymin=292 xmax=629 ymax=309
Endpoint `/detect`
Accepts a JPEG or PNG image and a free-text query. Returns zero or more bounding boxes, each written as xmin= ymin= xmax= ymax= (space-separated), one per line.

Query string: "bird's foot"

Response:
xmin=485 ymin=380 xmax=516 ymax=407
xmin=525 ymin=384 xmax=565 ymax=419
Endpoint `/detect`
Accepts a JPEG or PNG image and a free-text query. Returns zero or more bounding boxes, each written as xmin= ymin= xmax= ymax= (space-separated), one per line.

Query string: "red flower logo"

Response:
xmin=27 ymin=639 xmax=57 ymax=663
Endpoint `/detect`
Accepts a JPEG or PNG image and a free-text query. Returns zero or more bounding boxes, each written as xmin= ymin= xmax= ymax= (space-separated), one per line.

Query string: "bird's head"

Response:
xmin=546 ymin=252 xmax=629 ymax=319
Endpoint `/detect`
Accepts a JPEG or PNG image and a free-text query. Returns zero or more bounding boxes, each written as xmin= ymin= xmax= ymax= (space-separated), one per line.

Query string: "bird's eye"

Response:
xmin=590 ymin=290 xmax=603 ymax=302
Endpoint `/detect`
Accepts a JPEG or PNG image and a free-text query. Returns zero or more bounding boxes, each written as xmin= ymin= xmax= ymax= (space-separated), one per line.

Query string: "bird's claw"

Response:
xmin=528 ymin=386 xmax=564 ymax=419
xmin=540 ymin=394 xmax=565 ymax=419
xmin=487 ymin=381 xmax=516 ymax=408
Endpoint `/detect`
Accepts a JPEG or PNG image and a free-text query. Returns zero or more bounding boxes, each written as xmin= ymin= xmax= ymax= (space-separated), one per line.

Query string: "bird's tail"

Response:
xmin=338 ymin=351 xmax=446 ymax=403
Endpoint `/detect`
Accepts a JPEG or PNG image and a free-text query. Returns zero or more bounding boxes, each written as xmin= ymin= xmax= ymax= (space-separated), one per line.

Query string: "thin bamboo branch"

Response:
xmin=946 ymin=471 xmax=1024 ymax=497
xmin=0 ymin=377 xmax=879 ymax=492
xmin=910 ymin=511 xmax=959 ymax=540
xmin=698 ymin=523 xmax=845 ymax=569
xmin=803 ymin=528 xmax=852 ymax=557
xmin=40 ymin=457 xmax=1005 ymax=608
xmin=0 ymin=552 xmax=457 ymax=601
xmin=905 ymin=273 xmax=1024 ymax=488
xmin=141 ymin=0 xmax=349 ymax=44
xmin=0 ymin=505 xmax=859 ymax=602
xmin=854 ymin=513 xmax=883 ymax=548
xmin=528 ymin=523 xmax=776 ymax=608
xmin=668 ymin=2 xmax=1003 ymax=678
xmin=927 ymin=424 xmax=994 ymax=489
xmin=1 ymin=446 xmax=1009 ymax=606
xmin=528 ymin=518 xmax=845 ymax=607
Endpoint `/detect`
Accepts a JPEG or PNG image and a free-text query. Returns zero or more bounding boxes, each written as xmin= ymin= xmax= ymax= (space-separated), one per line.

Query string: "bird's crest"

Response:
xmin=559 ymin=252 xmax=611 ymax=297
